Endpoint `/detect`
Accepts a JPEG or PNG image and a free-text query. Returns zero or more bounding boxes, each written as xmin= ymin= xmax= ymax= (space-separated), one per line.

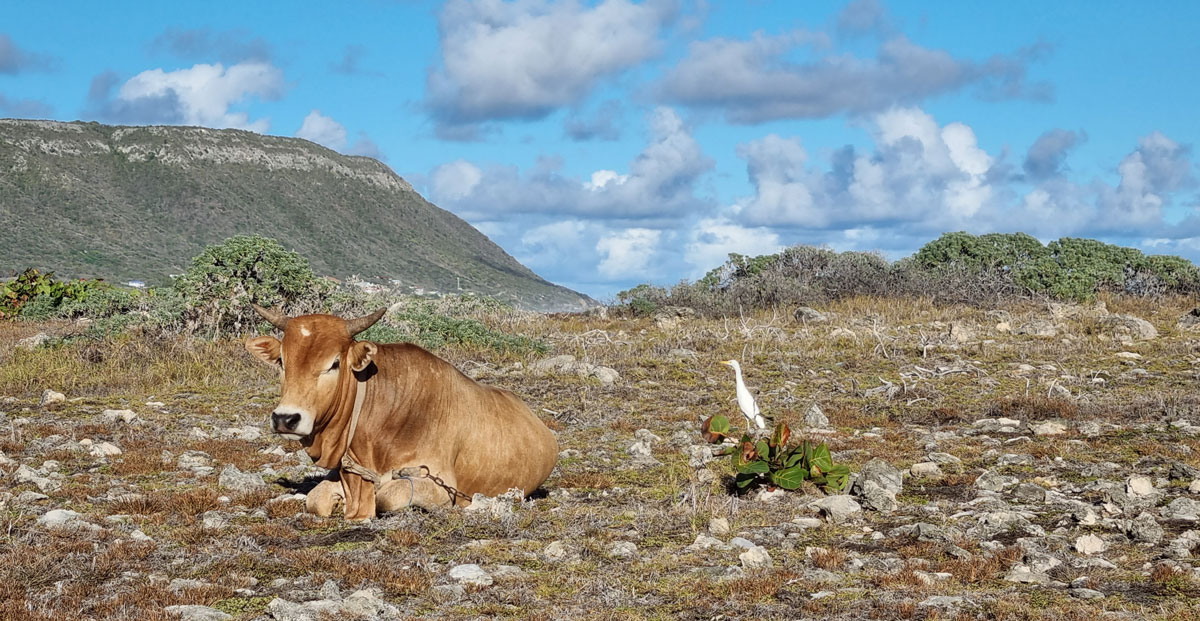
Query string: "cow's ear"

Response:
xmin=246 ymin=336 xmax=282 ymax=366
xmin=348 ymin=341 xmax=378 ymax=372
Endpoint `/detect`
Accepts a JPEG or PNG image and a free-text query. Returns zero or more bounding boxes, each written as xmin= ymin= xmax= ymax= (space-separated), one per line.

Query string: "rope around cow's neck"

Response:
xmin=338 ymin=373 xmax=469 ymax=507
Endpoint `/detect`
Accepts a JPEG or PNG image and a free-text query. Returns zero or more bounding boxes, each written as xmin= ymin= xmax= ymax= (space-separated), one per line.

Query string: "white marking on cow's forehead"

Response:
xmin=299 ymin=326 xmax=311 ymax=337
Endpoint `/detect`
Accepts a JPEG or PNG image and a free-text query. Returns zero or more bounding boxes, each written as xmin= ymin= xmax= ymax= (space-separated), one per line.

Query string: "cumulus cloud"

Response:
xmin=596 ymin=228 xmax=663 ymax=279
xmin=0 ymin=34 xmax=55 ymax=74
xmin=427 ymin=107 xmax=712 ymax=220
xmin=87 ymin=62 xmax=285 ymax=131
xmin=426 ymin=0 xmax=675 ymax=130
xmin=149 ymin=27 xmax=272 ymax=63
xmin=296 ymin=110 xmax=347 ymax=149
xmin=294 ymin=110 xmax=385 ymax=160
xmin=1023 ymin=129 xmax=1086 ymax=180
xmin=0 ymin=93 xmax=53 ymax=118
xmin=684 ymin=217 xmax=782 ymax=278
xmin=731 ymin=108 xmax=1000 ymax=231
xmin=1094 ymin=132 xmax=1193 ymax=232
xmin=658 ymin=31 xmax=1052 ymax=123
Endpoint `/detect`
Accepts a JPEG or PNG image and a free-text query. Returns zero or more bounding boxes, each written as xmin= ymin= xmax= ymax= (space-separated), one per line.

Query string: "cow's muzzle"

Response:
xmin=271 ymin=412 xmax=302 ymax=433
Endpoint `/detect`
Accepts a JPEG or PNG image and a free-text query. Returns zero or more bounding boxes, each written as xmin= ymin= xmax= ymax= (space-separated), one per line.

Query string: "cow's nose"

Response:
xmin=272 ymin=412 xmax=301 ymax=432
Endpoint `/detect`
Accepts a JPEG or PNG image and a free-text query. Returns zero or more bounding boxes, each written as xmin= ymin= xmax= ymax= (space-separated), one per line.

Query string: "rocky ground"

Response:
xmin=3 ymin=296 xmax=1200 ymax=620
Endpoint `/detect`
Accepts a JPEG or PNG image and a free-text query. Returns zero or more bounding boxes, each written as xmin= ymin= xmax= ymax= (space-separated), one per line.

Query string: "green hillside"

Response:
xmin=0 ymin=119 xmax=592 ymax=311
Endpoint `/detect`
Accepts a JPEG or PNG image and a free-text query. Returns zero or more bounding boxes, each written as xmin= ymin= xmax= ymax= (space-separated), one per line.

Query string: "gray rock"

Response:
xmin=14 ymin=464 xmax=61 ymax=492
xmin=39 ymin=389 xmax=65 ymax=406
xmin=542 ymin=540 xmax=579 ymax=563
xmin=739 ymin=545 xmax=773 ymax=569
xmin=1004 ymin=565 xmax=1051 ymax=584
xmin=1074 ymin=534 xmax=1107 ymax=555
xmin=1127 ymin=512 xmax=1164 ymax=544
xmin=89 ymin=441 xmax=122 ymax=457
xmin=857 ymin=480 xmax=899 ymax=513
xmin=16 ymin=332 xmax=51 ymax=350
xmin=1070 ymin=588 xmax=1105 ymax=599
xmin=729 ymin=537 xmax=756 ymax=550
xmin=163 ymin=605 xmax=232 ymax=621
xmin=608 ymin=541 xmax=638 ymax=559
xmin=1101 ymin=314 xmax=1157 ymax=341
xmin=592 ymin=366 xmax=620 ymax=385
xmin=101 ymin=409 xmax=138 ymax=423
xmin=177 ymin=451 xmax=213 ymax=471
xmin=218 ymin=464 xmax=265 ymax=492
xmin=1014 ymin=319 xmax=1058 ymax=337
xmin=1170 ymin=461 xmax=1200 ymax=481
xmin=975 ymin=469 xmax=1018 ymax=492
xmin=708 ymin=517 xmax=730 ymax=535
xmin=340 ymin=589 xmax=399 ymax=618
xmin=1162 ymin=497 xmax=1200 ymax=522
xmin=811 ymin=495 xmax=862 ymax=523
xmin=37 ymin=509 xmax=88 ymax=529
xmin=448 ymin=563 xmax=493 ymax=586
xmin=793 ymin=307 xmax=828 ymax=323
xmin=464 ymin=488 xmax=523 ymax=519
xmin=1031 ymin=421 xmax=1068 ymax=436
xmin=1014 ymin=483 xmax=1047 ymax=503
xmin=1127 ymin=476 xmax=1156 ymax=497
xmin=686 ymin=534 xmax=730 ymax=551
xmin=803 ymin=403 xmax=829 ymax=427
xmin=927 ymin=452 xmax=962 ymax=465
xmin=910 ymin=462 xmax=942 ymax=477
xmin=853 ymin=458 xmax=904 ymax=495
xmin=686 ymin=445 xmax=715 ymax=468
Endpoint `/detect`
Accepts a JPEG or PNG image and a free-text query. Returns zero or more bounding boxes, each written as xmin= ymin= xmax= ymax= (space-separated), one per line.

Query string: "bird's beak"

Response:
xmin=719 ymin=360 xmax=732 ymax=366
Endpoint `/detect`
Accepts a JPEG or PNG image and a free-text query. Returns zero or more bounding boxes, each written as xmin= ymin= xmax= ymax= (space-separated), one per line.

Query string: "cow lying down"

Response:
xmin=245 ymin=305 xmax=558 ymax=521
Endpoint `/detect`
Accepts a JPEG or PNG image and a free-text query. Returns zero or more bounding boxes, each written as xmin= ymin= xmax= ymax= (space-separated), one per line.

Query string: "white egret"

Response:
xmin=720 ymin=359 xmax=766 ymax=429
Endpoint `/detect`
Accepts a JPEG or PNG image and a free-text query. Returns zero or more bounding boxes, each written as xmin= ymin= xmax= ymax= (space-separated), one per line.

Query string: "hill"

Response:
xmin=0 ymin=119 xmax=593 ymax=311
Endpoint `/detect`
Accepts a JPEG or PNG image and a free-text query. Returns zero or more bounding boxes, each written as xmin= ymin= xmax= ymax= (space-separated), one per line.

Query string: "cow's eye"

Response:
xmin=328 ymin=359 xmax=340 ymax=372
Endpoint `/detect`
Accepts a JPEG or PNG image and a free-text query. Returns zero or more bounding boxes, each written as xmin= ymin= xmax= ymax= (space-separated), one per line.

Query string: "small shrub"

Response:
xmin=173 ymin=235 xmax=331 ymax=336
xmin=1 ymin=268 xmax=107 ymax=319
xmin=703 ymin=416 xmax=851 ymax=492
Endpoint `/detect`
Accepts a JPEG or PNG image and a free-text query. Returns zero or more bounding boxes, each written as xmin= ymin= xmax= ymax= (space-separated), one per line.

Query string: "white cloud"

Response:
xmin=296 ymin=110 xmax=348 ymax=150
xmin=684 ymin=217 xmax=781 ymax=278
xmin=430 ymin=160 xmax=484 ymax=201
xmin=658 ymin=31 xmax=1051 ymax=123
xmin=427 ymin=0 xmax=675 ymax=128
xmin=95 ymin=62 xmax=284 ymax=131
xmin=596 ymin=228 xmax=662 ymax=279
xmin=735 ymin=108 xmax=997 ymax=229
xmin=426 ymin=107 xmax=712 ymax=220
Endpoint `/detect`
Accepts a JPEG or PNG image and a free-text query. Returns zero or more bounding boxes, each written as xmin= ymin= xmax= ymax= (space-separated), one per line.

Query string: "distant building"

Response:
xmin=126 ymin=280 xmax=147 ymax=289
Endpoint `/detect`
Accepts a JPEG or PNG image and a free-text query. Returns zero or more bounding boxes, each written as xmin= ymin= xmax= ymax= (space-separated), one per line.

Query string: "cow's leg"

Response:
xmin=305 ymin=478 xmax=344 ymax=517
xmin=376 ymin=469 xmax=468 ymax=511
xmin=341 ymin=471 xmax=377 ymax=522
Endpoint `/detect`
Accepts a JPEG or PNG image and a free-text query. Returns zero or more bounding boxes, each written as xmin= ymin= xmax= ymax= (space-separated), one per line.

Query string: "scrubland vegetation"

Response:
xmin=4 ymin=234 xmax=1200 ymax=619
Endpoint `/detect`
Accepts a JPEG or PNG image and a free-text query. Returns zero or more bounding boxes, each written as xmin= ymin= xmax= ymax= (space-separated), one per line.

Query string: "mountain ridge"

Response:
xmin=0 ymin=119 xmax=593 ymax=311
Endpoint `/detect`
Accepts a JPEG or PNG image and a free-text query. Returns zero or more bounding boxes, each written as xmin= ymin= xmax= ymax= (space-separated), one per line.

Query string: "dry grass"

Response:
xmin=4 ymin=295 xmax=1200 ymax=619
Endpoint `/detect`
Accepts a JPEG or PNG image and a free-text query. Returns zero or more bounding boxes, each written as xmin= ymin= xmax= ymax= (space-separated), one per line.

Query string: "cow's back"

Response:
xmin=362 ymin=343 xmax=557 ymax=497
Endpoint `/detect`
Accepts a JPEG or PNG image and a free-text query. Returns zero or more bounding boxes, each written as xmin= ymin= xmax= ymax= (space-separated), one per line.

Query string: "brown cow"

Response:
xmin=244 ymin=305 xmax=558 ymax=520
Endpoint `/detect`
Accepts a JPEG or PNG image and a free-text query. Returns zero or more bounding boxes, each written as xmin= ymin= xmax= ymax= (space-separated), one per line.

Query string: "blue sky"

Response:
xmin=2 ymin=0 xmax=1197 ymax=300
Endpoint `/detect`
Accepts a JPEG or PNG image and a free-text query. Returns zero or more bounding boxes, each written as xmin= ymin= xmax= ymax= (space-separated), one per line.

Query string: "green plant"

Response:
xmin=172 ymin=235 xmax=332 ymax=336
xmin=1 ymin=268 xmax=106 ymax=319
xmin=702 ymin=415 xmax=851 ymax=493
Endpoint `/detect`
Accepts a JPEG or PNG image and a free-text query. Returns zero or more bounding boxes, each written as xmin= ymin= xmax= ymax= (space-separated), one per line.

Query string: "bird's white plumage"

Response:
xmin=721 ymin=359 xmax=766 ymax=429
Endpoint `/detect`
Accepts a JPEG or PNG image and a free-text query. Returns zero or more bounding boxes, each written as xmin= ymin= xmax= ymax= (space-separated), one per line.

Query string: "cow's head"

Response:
xmin=245 ymin=305 xmax=386 ymax=439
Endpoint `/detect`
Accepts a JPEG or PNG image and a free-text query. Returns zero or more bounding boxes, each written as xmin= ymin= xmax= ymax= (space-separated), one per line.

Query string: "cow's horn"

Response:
xmin=252 ymin=303 xmax=290 ymax=331
xmin=346 ymin=307 xmax=387 ymax=336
